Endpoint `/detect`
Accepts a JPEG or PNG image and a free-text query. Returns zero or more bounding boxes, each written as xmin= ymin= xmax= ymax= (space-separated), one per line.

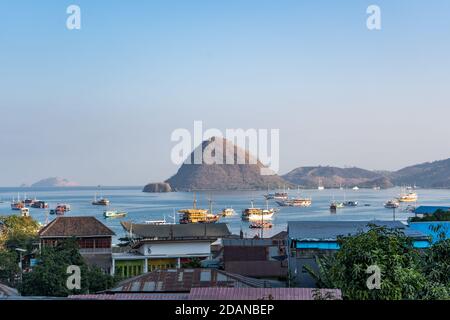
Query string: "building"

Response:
xmin=287 ymin=220 xmax=430 ymax=287
xmin=69 ymin=287 xmax=342 ymax=300
xmin=408 ymin=221 xmax=450 ymax=243
xmin=38 ymin=216 xmax=115 ymax=273
xmin=113 ymin=222 xmax=231 ymax=277
xmin=221 ymin=234 xmax=288 ymax=279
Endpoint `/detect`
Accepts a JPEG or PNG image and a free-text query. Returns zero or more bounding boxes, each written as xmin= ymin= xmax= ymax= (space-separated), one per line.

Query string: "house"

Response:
xmin=38 ymin=216 xmax=115 ymax=273
xmin=69 ymin=287 xmax=342 ymax=300
xmin=287 ymin=220 xmax=430 ymax=287
xmin=113 ymin=222 xmax=231 ymax=277
xmin=221 ymin=235 xmax=288 ymax=279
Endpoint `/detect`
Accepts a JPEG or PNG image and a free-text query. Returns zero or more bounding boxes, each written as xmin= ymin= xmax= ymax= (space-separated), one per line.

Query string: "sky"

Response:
xmin=1 ymin=0 xmax=450 ymax=186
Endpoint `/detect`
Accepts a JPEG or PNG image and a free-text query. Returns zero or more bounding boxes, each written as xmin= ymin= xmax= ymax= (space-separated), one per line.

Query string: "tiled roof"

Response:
xmin=109 ymin=268 xmax=275 ymax=293
xmin=288 ymin=220 xmax=427 ymax=241
xmin=121 ymin=222 xmax=231 ymax=240
xmin=39 ymin=216 xmax=115 ymax=237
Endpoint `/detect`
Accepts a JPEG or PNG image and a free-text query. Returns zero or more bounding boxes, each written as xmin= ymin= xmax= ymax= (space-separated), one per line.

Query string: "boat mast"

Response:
xmin=193 ymin=192 xmax=197 ymax=209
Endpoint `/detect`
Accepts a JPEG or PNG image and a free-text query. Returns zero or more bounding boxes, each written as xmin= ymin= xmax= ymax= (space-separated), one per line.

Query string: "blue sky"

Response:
xmin=1 ymin=1 xmax=450 ymax=186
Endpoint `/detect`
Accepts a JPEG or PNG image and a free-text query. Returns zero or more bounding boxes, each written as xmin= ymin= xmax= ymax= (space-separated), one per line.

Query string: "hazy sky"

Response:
xmin=1 ymin=0 xmax=450 ymax=186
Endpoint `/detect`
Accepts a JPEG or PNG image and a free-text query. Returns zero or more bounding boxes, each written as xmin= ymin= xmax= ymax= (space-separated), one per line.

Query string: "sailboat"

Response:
xmin=178 ymin=193 xmax=220 ymax=224
xmin=276 ymin=186 xmax=312 ymax=207
xmin=92 ymin=193 xmax=110 ymax=206
xmin=242 ymin=199 xmax=275 ymax=221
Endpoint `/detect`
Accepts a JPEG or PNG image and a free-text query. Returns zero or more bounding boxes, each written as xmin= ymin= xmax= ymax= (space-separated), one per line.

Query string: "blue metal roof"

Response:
xmin=287 ymin=220 xmax=428 ymax=241
xmin=409 ymin=222 xmax=450 ymax=243
xmin=414 ymin=206 xmax=450 ymax=215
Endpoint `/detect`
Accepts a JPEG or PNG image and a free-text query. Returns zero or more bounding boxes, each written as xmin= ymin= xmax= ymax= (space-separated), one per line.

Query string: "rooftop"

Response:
xmin=39 ymin=216 xmax=115 ymax=238
xmin=288 ymin=220 xmax=428 ymax=241
xmin=69 ymin=288 xmax=341 ymax=300
xmin=109 ymin=268 xmax=277 ymax=292
xmin=121 ymin=222 xmax=231 ymax=240
xmin=414 ymin=206 xmax=450 ymax=215
xmin=0 ymin=284 xmax=19 ymax=298
xmin=189 ymin=287 xmax=341 ymax=300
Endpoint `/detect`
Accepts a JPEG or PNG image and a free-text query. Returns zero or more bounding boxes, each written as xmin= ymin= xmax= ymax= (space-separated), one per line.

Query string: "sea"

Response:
xmin=1 ymin=187 xmax=449 ymax=244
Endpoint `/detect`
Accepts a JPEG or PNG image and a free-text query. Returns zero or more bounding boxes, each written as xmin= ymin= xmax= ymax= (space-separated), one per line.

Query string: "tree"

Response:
xmin=0 ymin=215 xmax=40 ymax=251
xmin=0 ymin=250 xmax=20 ymax=286
xmin=19 ymin=238 xmax=118 ymax=296
xmin=306 ymin=225 xmax=427 ymax=300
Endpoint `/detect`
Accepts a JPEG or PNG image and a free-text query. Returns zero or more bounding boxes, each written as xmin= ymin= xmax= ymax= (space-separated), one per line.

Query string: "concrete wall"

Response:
xmin=138 ymin=241 xmax=211 ymax=258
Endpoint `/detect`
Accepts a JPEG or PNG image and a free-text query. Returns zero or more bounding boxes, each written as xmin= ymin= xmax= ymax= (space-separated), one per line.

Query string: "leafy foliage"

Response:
xmin=305 ymin=225 xmax=450 ymax=300
xmin=19 ymin=238 xmax=118 ymax=296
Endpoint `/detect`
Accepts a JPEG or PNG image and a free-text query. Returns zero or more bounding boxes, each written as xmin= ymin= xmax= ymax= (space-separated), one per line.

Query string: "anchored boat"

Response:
xmin=104 ymin=210 xmax=127 ymax=218
xmin=242 ymin=200 xmax=275 ymax=222
xmin=221 ymin=208 xmax=236 ymax=217
xmin=397 ymin=191 xmax=418 ymax=203
xmin=384 ymin=200 xmax=400 ymax=209
xmin=178 ymin=193 xmax=220 ymax=224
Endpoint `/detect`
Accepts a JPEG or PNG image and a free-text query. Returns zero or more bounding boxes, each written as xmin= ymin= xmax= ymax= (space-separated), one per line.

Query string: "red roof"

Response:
xmin=69 ymin=288 xmax=342 ymax=300
xmin=189 ymin=287 xmax=342 ymax=300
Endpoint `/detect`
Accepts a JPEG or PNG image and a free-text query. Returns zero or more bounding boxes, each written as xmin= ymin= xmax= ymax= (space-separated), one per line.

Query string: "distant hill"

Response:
xmin=31 ymin=177 xmax=79 ymax=188
xmin=165 ymin=136 xmax=289 ymax=191
xmin=282 ymin=166 xmax=389 ymax=188
xmin=391 ymin=158 xmax=450 ymax=188
xmin=282 ymin=158 xmax=450 ymax=189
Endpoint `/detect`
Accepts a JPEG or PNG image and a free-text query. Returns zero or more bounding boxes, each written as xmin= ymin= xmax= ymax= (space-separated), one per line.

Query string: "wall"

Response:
xmin=138 ymin=241 xmax=211 ymax=258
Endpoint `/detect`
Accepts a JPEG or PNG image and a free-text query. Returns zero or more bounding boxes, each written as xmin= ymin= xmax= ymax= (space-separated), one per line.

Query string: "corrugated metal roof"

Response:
xmin=288 ymin=220 xmax=427 ymax=241
xmin=0 ymin=284 xmax=19 ymax=297
xmin=109 ymin=268 xmax=273 ymax=293
xmin=69 ymin=293 xmax=189 ymax=300
xmin=69 ymin=288 xmax=342 ymax=300
xmin=188 ymin=288 xmax=342 ymax=300
xmin=414 ymin=206 xmax=450 ymax=215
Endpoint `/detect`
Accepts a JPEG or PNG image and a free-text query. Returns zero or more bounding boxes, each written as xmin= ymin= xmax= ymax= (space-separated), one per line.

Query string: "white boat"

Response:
xmin=103 ymin=210 xmax=127 ymax=218
xmin=352 ymin=186 xmax=359 ymax=191
xmin=242 ymin=200 xmax=275 ymax=221
xmin=221 ymin=208 xmax=236 ymax=217
xmin=384 ymin=200 xmax=400 ymax=209
xmin=276 ymin=198 xmax=312 ymax=207
xmin=397 ymin=191 xmax=418 ymax=203
xmin=247 ymin=210 xmax=274 ymax=222
xmin=317 ymin=179 xmax=325 ymax=190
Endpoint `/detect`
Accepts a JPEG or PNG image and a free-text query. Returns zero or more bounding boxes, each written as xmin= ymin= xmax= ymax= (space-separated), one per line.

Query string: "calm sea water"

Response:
xmin=1 ymin=187 xmax=449 ymax=244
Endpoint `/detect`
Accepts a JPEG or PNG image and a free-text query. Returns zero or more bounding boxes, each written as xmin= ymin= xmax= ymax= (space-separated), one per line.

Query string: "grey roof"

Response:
xmin=121 ymin=222 xmax=231 ymax=240
xmin=288 ymin=220 xmax=427 ymax=241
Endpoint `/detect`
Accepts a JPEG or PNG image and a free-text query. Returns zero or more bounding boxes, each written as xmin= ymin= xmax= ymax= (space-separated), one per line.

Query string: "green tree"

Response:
xmin=0 ymin=250 xmax=20 ymax=286
xmin=19 ymin=238 xmax=118 ymax=296
xmin=306 ymin=225 xmax=427 ymax=300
